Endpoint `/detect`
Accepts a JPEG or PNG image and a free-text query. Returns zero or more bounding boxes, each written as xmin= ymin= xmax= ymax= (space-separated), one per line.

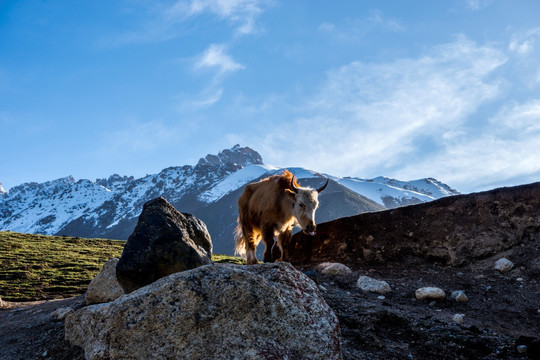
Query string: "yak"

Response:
xmin=234 ymin=170 xmax=328 ymax=265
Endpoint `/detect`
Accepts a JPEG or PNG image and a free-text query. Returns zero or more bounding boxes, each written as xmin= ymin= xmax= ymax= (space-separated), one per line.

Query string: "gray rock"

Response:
xmin=318 ymin=262 xmax=353 ymax=275
xmin=357 ymin=276 xmax=392 ymax=294
xmin=415 ymin=287 xmax=446 ymax=300
xmin=452 ymin=313 xmax=465 ymax=324
xmin=451 ymin=290 xmax=469 ymax=302
xmin=116 ymin=197 xmax=213 ymax=293
xmin=85 ymin=258 xmax=125 ymax=305
xmin=494 ymin=257 xmax=514 ymax=273
xmin=517 ymin=345 xmax=528 ymax=354
xmin=66 ymin=262 xmax=342 ymax=360
xmin=50 ymin=307 xmax=74 ymax=321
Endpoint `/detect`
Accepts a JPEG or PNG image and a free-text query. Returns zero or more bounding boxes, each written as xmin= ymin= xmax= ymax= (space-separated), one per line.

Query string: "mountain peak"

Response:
xmin=195 ymin=145 xmax=263 ymax=170
xmin=0 ymin=182 xmax=6 ymax=195
xmin=96 ymin=174 xmax=135 ymax=192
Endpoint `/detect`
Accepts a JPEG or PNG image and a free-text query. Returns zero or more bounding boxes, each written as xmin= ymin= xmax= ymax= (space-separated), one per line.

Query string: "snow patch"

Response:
xmin=336 ymin=176 xmax=454 ymax=207
xmin=198 ymin=164 xmax=279 ymax=203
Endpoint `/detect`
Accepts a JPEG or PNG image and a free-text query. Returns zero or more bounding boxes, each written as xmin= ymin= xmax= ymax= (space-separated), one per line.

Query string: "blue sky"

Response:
xmin=1 ymin=0 xmax=539 ymax=194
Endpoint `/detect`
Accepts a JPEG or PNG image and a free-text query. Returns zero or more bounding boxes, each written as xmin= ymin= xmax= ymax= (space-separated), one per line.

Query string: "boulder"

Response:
xmin=452 ymin=313 xmax=465 ymax=324
xmin=317 ymin=262 xmax=353 ymax=275
xmin=50 ymin=307 xmax=74 ymax=321
xmin=450 ymin=290 xmax=469 ymax=302
xmin=116 ymin=197 xmax=212 ymax=293
xmin=85 ymin=258 xmax=124 ymax=305
xmin=357 ymin=276 xmax=392 ymax=294
xmin=415 ymin=287 xmax=446 ymax=300
xmin=65 ymin=262 xmax=342 ymax=360
xmin=494 ymin=257 xmax=514 ymax=273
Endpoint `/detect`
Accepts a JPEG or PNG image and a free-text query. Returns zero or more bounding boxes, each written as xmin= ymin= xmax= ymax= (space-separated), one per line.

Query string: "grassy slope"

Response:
xmin=0 ymin=231 xmax=244 ymax=302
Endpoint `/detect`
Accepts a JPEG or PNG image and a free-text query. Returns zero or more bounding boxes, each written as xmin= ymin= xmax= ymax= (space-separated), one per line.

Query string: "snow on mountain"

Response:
xmin=197 ymin=166 xmax=337 ymax=203
xmin=198 ymin=164 xmax=279 ymax=203
xmin=95 ymin=174 xmax=135 ymax=193
xmin=0 ymin=145 xmax=459 ymax=241
xmin=1 ymin=178 xmax=114 ymax=235
xmin=335 ymin=176 xmax=459 ymax=208
xmin=0 ymin=182 xmax=6 ymax=195
xmin=196 ymin=164 xmax=456 ymax=210
xmin=371 ymin=176 xmax=458 ymax=197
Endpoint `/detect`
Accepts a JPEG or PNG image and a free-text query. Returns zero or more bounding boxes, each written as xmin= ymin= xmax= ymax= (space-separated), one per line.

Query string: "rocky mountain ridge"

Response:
xmin=0 ymin=145 xmax=458 ymax=254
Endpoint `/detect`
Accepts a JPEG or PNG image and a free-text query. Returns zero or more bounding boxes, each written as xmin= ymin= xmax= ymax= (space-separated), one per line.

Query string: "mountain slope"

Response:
xmin=0 ymin=145 xmax=458 ymax=254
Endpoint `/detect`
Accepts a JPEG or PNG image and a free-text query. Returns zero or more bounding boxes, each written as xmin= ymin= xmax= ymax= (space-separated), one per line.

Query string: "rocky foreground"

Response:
xmin=0 ymin=183 xmax=539 ymax=359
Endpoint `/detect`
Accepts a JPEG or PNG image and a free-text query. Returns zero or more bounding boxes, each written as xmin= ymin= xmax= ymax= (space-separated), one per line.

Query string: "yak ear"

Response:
xmin=285 ymin=189 xmax=296 ymax=199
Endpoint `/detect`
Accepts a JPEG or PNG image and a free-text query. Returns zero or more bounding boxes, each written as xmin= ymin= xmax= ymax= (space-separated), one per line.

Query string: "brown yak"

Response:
xmin=234 ymin=169 xmax=328 ymax=265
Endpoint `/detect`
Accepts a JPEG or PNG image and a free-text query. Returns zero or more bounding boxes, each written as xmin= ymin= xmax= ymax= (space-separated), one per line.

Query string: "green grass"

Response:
xmin=0 ymin=231 xmax=125 ymax=301
xmin=0 ymin=231 xmax=245 ymax=302
xmin=212 ymin=253 xmax=246 ymax=265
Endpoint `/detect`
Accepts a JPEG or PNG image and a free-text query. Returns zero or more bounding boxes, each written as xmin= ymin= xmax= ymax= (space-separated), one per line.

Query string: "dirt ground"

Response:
xmin=1 ymin=252 xmax=539 ymax=360
xmin=314 ymin=254 xmax=540 ymax=360
xmin=0 ymin=296 xmax=85 ymax=360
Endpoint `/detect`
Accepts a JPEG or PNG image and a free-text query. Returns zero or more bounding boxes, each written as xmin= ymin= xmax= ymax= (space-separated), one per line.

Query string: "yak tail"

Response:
xmin=234 ymin=221 xmax=246 ymax=257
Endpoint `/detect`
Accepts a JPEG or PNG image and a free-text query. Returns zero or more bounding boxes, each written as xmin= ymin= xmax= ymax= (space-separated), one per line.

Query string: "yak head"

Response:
xmin=289 ymin=175 xmax=329 ymax=236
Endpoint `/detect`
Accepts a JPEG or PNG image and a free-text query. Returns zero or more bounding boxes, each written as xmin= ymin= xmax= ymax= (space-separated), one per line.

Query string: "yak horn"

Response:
xmin=290 ymin=175 xmax=300 ymax=193
xmin=316 ymin=178 xmax=329 ymax=193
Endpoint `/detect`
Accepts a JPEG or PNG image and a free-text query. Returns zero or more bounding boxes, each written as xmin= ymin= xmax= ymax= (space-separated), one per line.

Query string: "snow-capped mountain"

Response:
xmin=334 ymin=176 xmax=457 ymax=208
xmin=0 ymin=145 xmax=458 ymax=254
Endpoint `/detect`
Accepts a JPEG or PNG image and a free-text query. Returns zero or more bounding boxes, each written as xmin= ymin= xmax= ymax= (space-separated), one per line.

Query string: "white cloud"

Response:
xmin=178 ymin=43 xmax=244 ymax=113
xmin=465 ymin=0 xmax=494 ymax=11
xmin=177 ymin=88 xmax=224 ymax=112
xmin=506 ymin=27 xmax=540 ymax=88
xmin=194 ymin=43 xmax=245 ymax=75
xmin=509 ymin=27 xmax=540 ymax=56
xmin=491 ymin=99 xmax=540 ymax=133
xmin=251 ymin=36 xmax=519 ymax=192
xmin=318 ymin=10 xmax=405 ymax=42
xmin=367 ymin=10 xmax=406 ymax=32
xmin=108 ymin=0 xmax=271 ymax=45
xmin=397 ymin=111 xmax=540 ymax=192
xmin=167 ymin=0 xmax=271 ymax=35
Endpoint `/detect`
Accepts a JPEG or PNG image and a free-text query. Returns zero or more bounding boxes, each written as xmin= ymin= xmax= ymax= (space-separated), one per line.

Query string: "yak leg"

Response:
xmin=244 ymin=226 xmax=259 ymax=265
xmin=276 ymin=227 xmax=293 ymax=262
xmin=271 ymin=241 xmax=281 ymax=262
xmin=261 ymin=225 xmax=276 ymax=263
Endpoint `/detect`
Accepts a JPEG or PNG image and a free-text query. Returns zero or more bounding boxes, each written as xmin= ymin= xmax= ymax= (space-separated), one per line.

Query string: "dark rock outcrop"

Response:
xmin=116 ymin=197 xmax=212 ymax=293
xmin=196 ymin=144 xmax=263 ymax=170
xmin=285 ymin=182 xmax=540 ymax=267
